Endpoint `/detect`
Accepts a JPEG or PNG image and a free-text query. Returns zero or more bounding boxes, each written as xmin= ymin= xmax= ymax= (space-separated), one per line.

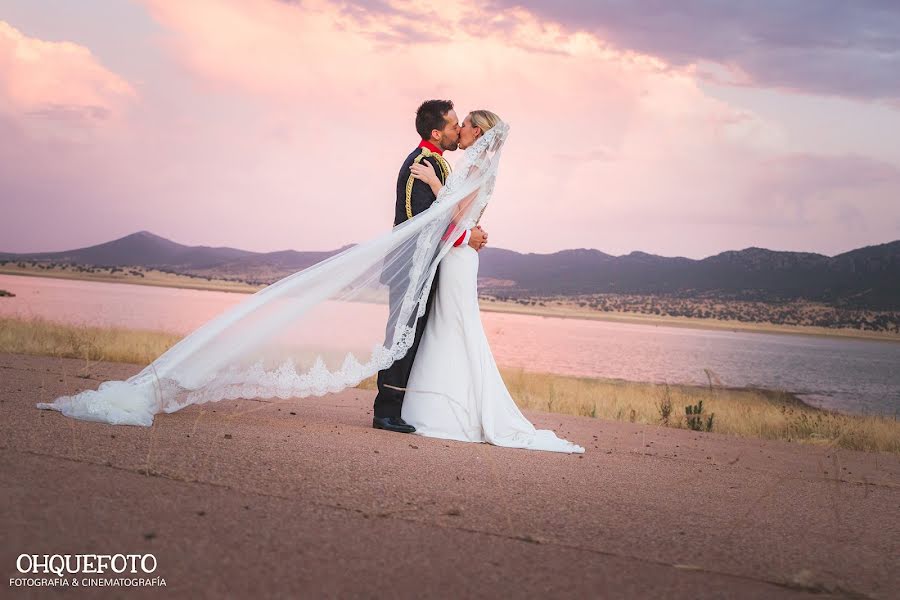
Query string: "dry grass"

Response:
xmin=0 ymin=316 xmax=180 ymax=365
xmin=3 ymin=315 xmax=897 ymax=454
xmin=498 ymin=369 xmax=900 ymax=454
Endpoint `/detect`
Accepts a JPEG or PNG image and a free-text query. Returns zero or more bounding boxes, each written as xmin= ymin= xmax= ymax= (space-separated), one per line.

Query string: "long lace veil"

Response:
xmin=37 ymin=123 xmax=511 ymax=426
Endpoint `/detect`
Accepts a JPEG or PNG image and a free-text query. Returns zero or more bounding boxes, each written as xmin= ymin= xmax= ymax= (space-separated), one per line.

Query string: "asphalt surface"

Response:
xmin=2 ymin=353 xmax=898 ymax=599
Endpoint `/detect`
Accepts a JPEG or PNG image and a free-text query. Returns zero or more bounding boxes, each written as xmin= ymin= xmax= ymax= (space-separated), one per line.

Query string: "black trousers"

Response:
xmin=373 ymin=268 xmax=440 ymax=418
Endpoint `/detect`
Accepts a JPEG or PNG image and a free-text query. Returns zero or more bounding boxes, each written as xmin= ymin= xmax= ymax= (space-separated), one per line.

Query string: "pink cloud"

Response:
xmin=0 ymin=20 xmax=135 ymax=123
xmin=745 ymin=154 xmax=900 ymax=227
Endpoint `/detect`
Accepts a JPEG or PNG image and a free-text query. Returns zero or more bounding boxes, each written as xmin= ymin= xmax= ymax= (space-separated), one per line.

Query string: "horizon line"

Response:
xmin=2 ymin=230 xmax=898 ymax=262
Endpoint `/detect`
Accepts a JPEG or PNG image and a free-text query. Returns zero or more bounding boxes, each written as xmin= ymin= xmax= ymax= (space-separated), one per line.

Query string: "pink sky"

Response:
xmin=2 ymin=0 xmax=899 ymax=258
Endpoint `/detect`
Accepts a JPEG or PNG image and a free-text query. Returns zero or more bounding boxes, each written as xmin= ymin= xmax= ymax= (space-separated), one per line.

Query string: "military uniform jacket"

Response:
xmin=394 ymin=140 xmax=452 ymax=224
xmin=393 ymin=140 xmax=469 ymax=247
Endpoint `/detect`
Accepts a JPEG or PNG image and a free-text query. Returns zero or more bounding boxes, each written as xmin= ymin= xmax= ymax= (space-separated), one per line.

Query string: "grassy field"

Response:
xmin=0 ymin=315 xmax=183 ymax=365
xmin=3 ymin=315 xmax=897 ymax=453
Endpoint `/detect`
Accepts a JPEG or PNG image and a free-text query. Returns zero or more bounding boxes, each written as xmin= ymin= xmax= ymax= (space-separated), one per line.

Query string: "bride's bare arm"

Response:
xmin=409 ymin=161 xmax=443 ymax=196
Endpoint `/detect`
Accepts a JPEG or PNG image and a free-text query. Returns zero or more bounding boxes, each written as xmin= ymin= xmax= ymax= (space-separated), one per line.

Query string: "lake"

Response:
xmin=1 ymin=274 xmax=898 ymax=416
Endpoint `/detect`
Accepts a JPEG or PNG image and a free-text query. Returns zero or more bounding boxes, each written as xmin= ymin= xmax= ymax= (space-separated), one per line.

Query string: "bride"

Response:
xmin=37 ymin=109 xmax=584 ymax=455
xmin=402 ymin=111 xmax=584 ymax=454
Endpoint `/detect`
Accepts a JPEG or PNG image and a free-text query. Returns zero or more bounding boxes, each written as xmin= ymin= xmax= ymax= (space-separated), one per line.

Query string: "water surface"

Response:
xmin=2 ymin=274 xmax=897 ymax=416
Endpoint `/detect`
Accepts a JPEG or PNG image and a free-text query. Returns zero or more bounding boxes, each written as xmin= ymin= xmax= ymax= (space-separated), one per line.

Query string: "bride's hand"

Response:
xmin=410 ymin=161 xmax=440 ymax=190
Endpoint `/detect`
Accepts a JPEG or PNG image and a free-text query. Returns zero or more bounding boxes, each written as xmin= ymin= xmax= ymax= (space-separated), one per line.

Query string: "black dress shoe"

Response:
xmin=372 ymin=416 xmax=416 ymax=433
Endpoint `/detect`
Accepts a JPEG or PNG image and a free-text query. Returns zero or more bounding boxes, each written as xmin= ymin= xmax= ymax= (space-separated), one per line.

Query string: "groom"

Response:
xmin=373 ymin=99 xmax=488 ymax=433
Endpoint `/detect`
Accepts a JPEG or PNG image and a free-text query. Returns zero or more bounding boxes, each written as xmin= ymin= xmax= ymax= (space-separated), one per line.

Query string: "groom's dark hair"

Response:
xmin=415 ymin=99 xmax=454 ymax=140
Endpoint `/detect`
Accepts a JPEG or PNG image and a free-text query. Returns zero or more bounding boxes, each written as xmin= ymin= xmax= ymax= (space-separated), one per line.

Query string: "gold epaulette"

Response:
xmin=405 ymin=148 xmax=452 ymax=220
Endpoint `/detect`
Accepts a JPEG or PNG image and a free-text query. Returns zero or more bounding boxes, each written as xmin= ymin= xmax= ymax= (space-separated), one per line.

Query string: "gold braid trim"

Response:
xmin=405 ymin=148 xmax=452 ymax=220
xmin=433 ymin=154 xmax=451 ymax=182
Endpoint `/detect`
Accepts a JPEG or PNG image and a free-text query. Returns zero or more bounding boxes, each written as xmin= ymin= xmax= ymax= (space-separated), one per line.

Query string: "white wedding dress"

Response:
xmin=401 ymin=244 xmax=585 ymax=454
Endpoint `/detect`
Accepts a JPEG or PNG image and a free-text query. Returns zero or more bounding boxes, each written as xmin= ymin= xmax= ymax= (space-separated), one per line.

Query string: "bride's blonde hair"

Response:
xmin=469 ymin=110 xmax=501 ymax=135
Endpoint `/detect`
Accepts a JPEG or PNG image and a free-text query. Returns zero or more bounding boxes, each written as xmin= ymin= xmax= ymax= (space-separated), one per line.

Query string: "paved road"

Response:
xmin=2 ymin=354 xmax=898 ymax=599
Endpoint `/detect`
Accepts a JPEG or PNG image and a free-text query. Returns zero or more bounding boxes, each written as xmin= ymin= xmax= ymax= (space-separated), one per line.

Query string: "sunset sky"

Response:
xmin=2 ymin=1 xmax=899 ymax=258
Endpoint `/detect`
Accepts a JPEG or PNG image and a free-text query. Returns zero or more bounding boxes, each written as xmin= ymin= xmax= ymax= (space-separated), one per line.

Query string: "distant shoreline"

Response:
xmin=478 ymin=299 xmax=900 ymax=343
xmin=0 ymin=266 xmax=259 ymax=294
xmin=2 ymin=267 xmax=898 ymax=343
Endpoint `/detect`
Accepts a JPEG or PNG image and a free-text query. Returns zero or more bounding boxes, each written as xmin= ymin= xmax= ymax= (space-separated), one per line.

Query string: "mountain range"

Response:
xmin=2 ymin=231 xmax=898 ymax=310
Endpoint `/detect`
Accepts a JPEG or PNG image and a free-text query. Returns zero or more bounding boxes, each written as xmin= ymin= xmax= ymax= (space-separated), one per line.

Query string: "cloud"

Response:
xmin=744 ymin=153 xmax=900 ymax=225
xmin=474 ymin=1 xmax=900 ymax=101
xmin=759 ymin=153 xmax=900 ymax=190
xmin=0 ymin=20 xmax=144 ymax=252
xmin=0 ymin=20 xmax=135 ymax=124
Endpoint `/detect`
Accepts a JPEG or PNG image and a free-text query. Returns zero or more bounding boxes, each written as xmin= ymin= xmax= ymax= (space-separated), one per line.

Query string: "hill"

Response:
xmin=2 ymin=232 xmax=898 ymax=309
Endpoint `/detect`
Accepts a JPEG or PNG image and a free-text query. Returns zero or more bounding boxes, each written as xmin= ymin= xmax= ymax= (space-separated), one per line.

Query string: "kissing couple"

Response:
xmin=38 ymin=100 xmax=584 ymax=455
xmin=372 ymin=100 xmax=584 ymax=454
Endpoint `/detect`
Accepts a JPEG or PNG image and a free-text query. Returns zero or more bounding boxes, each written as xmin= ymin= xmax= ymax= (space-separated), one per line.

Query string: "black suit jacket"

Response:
xmin=393 ymin=146 xmax=451 ymax=226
